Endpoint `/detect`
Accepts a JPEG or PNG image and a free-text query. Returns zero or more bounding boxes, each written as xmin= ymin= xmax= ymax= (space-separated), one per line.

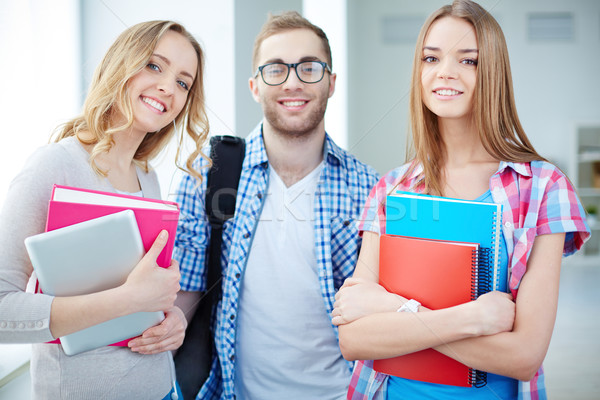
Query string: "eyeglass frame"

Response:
xmin=254 ymin=60 xmax=332 ymax=86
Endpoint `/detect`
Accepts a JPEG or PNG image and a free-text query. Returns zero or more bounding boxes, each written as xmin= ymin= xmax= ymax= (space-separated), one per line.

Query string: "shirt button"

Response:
xmin=343 ymin=220 xmax=351 ymax=227
xmin=18 ymin=323 xmax=25 ymax=329
xmin=0 ymin=321 xmax=6 ymax=328
xmin=257 ymin=193 xmax=263 ymax=200
xmin=230 ymin=354 xmax=235 ymax=362
xmin=243 ymin=232 xmax=250 ymax=239
xmin=28 ymin=322 xmax=35 ymax=328
xmin=9 ymin=322 xmax=16 ymax=329
xmin=504 ymin=222 xmax=512 ymax=228
xmin=235 ymin=273 xmax=241 ymax=279
xmin=36 ymin=321 xmax=44 ymax=328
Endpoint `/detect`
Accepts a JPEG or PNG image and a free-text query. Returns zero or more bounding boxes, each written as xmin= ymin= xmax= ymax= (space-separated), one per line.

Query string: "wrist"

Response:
xmin=389 ymin=293 xmax=406 ymax=312
xmin=460 ymin=301 xmax=485 ymax=337
xmin=110 ymin=284 xmax=138 ymax=317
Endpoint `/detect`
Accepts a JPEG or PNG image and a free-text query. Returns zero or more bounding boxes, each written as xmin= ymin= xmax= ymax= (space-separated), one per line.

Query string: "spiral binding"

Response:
xmin=470 ymin=247 xmax=493 ymax=300
xmin=470 ymin=250 xmax=479 ymax=301
xmin=468 ymin=246 xmax=493 ymax=387
xmin=477 ymin=247 xmax=493 ymax=297
xmin=469 ymin=367 xmax=488 ymax=388
xmin=491 ymin=211 xmax=501 ymax=291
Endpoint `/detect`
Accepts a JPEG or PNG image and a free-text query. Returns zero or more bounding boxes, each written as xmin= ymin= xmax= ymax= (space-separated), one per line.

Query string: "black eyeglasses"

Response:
xmin=254 ymin=61 xmax=332 ymax=86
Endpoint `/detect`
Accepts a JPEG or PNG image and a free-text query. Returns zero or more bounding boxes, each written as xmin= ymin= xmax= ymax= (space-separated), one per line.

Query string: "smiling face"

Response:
xmin=125 ymin=30 xmax=198 ymax=136
xmin=249 ymin=28 xmax=336 ymax=139
xmin=420 ymin=16 xmax=478 ymax=123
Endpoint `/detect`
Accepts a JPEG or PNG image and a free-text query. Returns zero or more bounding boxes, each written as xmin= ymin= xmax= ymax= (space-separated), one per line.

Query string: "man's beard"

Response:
xmin=261 ymin=90 xmax=329 ymax=139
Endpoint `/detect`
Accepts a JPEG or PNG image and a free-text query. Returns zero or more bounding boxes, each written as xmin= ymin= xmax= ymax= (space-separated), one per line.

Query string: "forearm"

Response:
xmin=434 ymin=233 xmax=564 ymax=381
xmin=50 ymin=285 xmax=137 ymax=338
xmin=339 ymin=302 xmax=484 ymax=361
xmin=433 ymin=331 xmax=541 ymax=381
xmin=174 ymin=290 xmax=201 ymax=324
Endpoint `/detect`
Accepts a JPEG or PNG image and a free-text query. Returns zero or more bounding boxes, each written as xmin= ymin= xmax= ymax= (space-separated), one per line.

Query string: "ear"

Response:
xmin=249 ymin=77 xmax=261 ymax=103
xmin=327 ymin=72 xmax=337 ymax=98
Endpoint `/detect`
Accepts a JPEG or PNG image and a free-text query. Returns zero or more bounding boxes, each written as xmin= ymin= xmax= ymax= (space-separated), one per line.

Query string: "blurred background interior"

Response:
xmin=0 ymin=1 xmax=598 ymax=398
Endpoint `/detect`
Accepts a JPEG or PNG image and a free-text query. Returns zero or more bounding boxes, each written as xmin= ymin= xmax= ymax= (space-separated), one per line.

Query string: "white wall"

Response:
xmin=0 ymin=0 xmax=81 ymax=207
xmin=304 ymin=0 xmax=348 ymax=149
xmin=347 ymin=0 xmax=600 ymax=176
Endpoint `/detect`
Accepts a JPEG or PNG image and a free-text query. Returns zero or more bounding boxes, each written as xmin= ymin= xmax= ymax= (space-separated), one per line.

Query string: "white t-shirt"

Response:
xmin=234 ymin=162 xmax=349 ymax=400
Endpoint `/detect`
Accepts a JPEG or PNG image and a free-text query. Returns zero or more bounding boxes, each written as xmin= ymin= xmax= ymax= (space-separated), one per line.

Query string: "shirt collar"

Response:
xmin=496 ymin=161 xmax=532 ymax=177
xmin=246 ymin=121 xmax=346 ymax=169
xmin=324 ymin=133 xmax=347 ymax=169
xmin=244 ymin=122 xmax=270 ymax=168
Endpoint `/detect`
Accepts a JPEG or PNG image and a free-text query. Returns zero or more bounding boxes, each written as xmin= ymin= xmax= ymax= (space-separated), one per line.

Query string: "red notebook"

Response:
xmin=375 ymin=234 xmax=485 ymax=387
xmin=41 ymin=185 xmax=180 ymax=347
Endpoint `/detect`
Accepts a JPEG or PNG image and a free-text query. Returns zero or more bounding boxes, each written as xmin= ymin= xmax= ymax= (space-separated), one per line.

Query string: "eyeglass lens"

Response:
xmin=261 ymin=61 xmax=325 ymax=85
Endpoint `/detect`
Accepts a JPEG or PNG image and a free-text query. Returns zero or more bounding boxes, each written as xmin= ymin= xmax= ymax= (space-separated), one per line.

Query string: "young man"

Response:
xmin=174 ymin=11 xmax=379 ymax=400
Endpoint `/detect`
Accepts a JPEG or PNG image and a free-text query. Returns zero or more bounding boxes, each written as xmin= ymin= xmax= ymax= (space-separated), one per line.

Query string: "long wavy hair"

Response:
xmin=405 ymin=0 xmax=545 ymax=195
xmin=53 ymin=20 xmax=209 ymax=181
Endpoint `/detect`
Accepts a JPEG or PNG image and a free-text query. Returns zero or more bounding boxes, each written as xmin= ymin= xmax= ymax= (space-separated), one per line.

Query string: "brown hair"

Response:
xmin=53 ymin=20 xmax=209 ymax=181
xmin=252 ymin=11 xmax=332 ymax=71
xmin=406 ymin=0 xmax=544 ymax=195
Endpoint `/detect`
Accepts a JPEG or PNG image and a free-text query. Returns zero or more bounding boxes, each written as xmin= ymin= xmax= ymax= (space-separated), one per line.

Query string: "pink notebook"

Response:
xmin=40 ymin=185 xmax=180 ymax=347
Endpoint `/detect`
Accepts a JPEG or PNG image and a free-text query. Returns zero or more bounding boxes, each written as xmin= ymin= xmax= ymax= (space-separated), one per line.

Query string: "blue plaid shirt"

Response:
xmin=174 ymin=123 xmax=380 ymax=400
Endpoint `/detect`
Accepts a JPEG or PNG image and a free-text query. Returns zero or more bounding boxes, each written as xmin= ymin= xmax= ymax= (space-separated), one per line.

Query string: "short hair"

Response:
xmin=252 ymin=11 xmax=332 ymax=71
xmin=405 ymin=0 xmax=543 ymax=195
xmin=54 ymin=20 xmax=209 ymax=181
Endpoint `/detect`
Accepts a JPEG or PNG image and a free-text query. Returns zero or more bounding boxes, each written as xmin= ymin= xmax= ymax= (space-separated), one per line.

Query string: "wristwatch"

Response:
xmin=397 ymin=299 xmax=421 ymax=313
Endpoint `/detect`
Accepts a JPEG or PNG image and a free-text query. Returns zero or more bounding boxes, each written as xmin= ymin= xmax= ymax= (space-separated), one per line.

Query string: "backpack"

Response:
xmin=174 ymin=135 xmax=245 ymax=400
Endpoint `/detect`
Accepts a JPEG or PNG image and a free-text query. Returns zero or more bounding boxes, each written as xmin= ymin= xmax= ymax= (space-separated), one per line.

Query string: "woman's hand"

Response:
xmin=470 ymin=290 xmax=515 ymax=336
xmin=332 ymin=277 xmax=404 ymax=326
xmin=122 ymin=230 xmax=181 ymax=314
xmin=128 ymin=306 xmax=187 ymax=354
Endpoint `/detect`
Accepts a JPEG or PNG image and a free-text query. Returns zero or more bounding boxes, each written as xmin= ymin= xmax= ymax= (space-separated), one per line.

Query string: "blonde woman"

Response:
xmin=0 ymin=20 xmax=208 ymax=399
xmin=332 ymin=1 xmax=590 ymax=399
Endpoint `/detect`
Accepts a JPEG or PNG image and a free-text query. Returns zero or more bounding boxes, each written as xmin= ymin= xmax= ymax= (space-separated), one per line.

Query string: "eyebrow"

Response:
xmin=262 ymin=56 xmax=322 ymax=65
xmin=423 ymin=46 xmax=478 ymax=54
xmin=153 ymin=53 xmax=195 ymax=81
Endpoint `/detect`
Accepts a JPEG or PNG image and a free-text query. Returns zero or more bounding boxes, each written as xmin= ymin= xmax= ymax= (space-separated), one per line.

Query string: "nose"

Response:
xmin=281 ymin=65 xmax=303 ymax=90
xmin=437 ymin=57 xmax=458 ymax=80
xmin=157 ymin=74 xmax=176 ymax=95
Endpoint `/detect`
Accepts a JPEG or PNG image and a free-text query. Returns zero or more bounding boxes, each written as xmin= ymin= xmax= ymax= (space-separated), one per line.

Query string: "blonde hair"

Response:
xmin=406 ymin=0 xmax=544 ymax=195
xmin=53 ymin=20 xmax=209 ymax=181
xmin=252 ymin=11 xmax=332 ymax=72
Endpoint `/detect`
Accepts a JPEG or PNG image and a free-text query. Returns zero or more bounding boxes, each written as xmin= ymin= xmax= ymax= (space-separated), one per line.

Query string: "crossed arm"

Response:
xmin=334 ymin=230 xmax=565 ymax=381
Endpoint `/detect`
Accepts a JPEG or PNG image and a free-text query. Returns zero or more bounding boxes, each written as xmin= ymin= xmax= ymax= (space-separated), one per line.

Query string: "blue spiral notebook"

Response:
xmin=385 ymin=191 xmax=503 ymax=290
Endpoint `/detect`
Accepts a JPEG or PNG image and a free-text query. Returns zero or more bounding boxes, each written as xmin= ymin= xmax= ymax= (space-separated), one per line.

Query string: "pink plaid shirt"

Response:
xmin=350 ymin=160 xmax=590 ymax=400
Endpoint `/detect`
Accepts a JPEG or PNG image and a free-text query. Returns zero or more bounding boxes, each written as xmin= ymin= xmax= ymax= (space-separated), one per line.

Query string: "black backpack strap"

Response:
xmin=205 ymin=135 xmax=246 ymax=301
xmin=174 ymin=135 xmax=245 ymax=400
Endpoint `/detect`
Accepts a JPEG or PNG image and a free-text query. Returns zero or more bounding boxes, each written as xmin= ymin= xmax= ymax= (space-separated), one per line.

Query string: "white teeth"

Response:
xmin=142 ymin=97 xmax=165 ymax=112
xmin=435 ymin=89 xmax=460 ymax=96
xmin=282 ymin=101 xmax=306 ymax=107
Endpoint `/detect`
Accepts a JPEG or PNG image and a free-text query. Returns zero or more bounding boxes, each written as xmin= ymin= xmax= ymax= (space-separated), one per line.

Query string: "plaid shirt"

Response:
xmin=174 ymin=123 xmax=380 ymax=400
xmin=351 ymin=160 xmax=590 ymax=400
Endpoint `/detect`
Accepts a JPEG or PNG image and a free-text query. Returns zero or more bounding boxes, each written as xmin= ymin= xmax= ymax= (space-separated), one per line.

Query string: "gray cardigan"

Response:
xmin=0 ymin=137 xmax=172 ymax=399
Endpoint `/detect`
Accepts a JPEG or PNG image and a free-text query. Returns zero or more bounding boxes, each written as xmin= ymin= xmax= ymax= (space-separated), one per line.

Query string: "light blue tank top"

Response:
xmin=386 ymin=189 xmax=517 ymax=400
